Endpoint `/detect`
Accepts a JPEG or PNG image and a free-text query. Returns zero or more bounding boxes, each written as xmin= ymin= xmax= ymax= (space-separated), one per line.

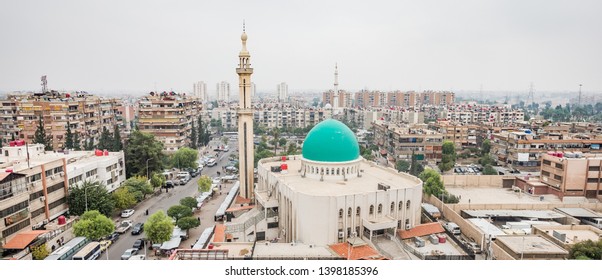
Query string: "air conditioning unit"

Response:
xmin=405 ymin=224 xmax=411 ymax=230
xmin=273 ymin=216 xmax=278 ymax=222
xmin=40 ymin=197 xmax=45 ymax=202
xmin=338 ymin=231 xmax=344 ymax=238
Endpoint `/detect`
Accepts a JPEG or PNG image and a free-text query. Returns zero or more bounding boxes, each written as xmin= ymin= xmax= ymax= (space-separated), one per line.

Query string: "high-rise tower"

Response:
xmin=236 ymin=24 xmax=255 ymax=199
xmin=333 ymin=63 xmax=339 ymax=109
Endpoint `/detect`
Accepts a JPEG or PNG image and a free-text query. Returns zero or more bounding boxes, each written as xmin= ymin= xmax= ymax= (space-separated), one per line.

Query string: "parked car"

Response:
xmin=132 ymin=239 xmax=145 ymax=250
xmin=165 ymin=180 xmax=175 ymax=188
xmin=221 ymin=174 xmax=236 ymax=182
xmin=187 ymin=168 xmax=199 ymax=177
xmin=121 ymin=248 xmax=138 ymax=260
xmin=106 ymin=232 xmax=120 ymax=242
xmin=128 ymin=255 xmax=146 ymax=260
xmin=121 ymin=209 xmax=135 ymax=218
xmin=99 ymin=240 xmax=112 ymax=252
xmin=115 ymin=220 xmax=133 ymax=234
xmin=131 ymin=223 xmax=144 ymax=235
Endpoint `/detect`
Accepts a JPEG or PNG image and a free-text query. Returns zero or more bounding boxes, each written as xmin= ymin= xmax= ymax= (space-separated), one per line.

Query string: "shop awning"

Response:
xmin=160 ymin=237 xmax=181 ymax=250
xmin=2 ymin=230 xmax=49 ymax=249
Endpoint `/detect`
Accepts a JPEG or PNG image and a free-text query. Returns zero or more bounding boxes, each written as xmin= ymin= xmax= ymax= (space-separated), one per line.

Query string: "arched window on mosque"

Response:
xmin=406 ymin=200 xmax=411 ymax=210
xmin=377 ymin=204 xmax=382 ymax=214
xmin=398 ymin=201 xmax=403 ymax=211
xmin=390 ymin=202 xmax=395 ymax=213
xmin=356 ymin=206 xmax=361 ymax=216
xmin=348 ymin=207 xmax=352 ymax=217
xmin=369 ymin=205 xmax=374 ymax=215
xmin=338 ymin=209 xmax=344 ymax=218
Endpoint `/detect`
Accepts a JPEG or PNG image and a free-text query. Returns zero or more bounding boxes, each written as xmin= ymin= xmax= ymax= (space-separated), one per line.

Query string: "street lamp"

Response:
xmin=146 ymin=158 xmax=151 ymax=179
xmin=84 ymin=185 xmax=88 ymax=212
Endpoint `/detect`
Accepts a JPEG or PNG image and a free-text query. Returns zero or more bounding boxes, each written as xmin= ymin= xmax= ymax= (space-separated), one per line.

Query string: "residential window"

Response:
xmin=555 ymin=163 xmax=563 ymax=170
xmin=29 ymin=173 xmax=41 ymax=183
xmin=587 ymin=178 xmax=599 ymax=183
xmin=554 ymin=175 xmax=562 ymax=181
xmin=541 ymin=171 xmax=550 ymax=177
xmin=588 ymin=166 xmax=600 ymax=171
xmin=542 ymin=160 xmax=551 ymax=166
xmin=45 ymin=169 xmax=53 ymax=177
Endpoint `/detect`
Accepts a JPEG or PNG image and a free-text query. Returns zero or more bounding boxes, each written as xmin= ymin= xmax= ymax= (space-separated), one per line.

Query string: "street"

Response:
xmin=100 ymin=138 xmax=238 ymax=260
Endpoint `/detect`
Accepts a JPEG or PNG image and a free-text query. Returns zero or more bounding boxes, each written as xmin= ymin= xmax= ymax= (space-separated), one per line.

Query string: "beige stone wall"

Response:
xmin=491 ymin=242 xmax=515 ymax=260
xmin=442 ymin=175 xmax=509 ymax=187
xmin=424 ymin=195 xmax=486 ymax=247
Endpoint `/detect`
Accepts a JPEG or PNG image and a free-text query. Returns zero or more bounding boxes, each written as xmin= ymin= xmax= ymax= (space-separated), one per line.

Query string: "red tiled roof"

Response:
xmin=235 ymin=196 xmax=251 ymax=204
xmin=328 ymin=243 xmax=382 ymax=260
xmin=398 ymin=222 xmax=444 ymax=239
xmin=226 ymin=205 xmax=254 ymax=213
xmin=2 ymin=230 xmax=49 ymax=249
xmin=213 ymin=224 xmax=225 ymax=243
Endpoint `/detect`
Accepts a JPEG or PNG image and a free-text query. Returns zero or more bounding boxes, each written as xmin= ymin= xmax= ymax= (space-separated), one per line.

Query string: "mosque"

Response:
xmin=227 ymin=26 xmax=423 ymax=247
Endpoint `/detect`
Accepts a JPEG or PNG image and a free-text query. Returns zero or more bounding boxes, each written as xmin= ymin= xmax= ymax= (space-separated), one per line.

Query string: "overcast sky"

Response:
xmin=1 ymin=0 xmax=601 ymax=94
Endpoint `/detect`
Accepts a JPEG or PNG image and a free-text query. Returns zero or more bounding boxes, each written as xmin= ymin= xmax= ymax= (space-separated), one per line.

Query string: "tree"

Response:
xmin=482 ymin=164 xmax=498 ymax=175
xmin=439 ymin=141 xmax=456 ymax=172
xmin=283 ymin=143 xmax=299 ymax=156
xmin=167 ymin=205 xmax=193 ymax=222
xmin=419 ymin=169 xmax=445 ymax=197
xmin=180 ymin=197 xmax=198 ymax=209
xmin=64 ymin=122 xmax=74 ymax=150
xmin=569 ymin=239 xmax=602 ymax=260
xmin=189 ymin=120 xmax=197 ymax=149
xmin=112 ymin=187 xmax=137 ymax=210
xmin=479 ymin=154 xmax=495 ymax=166
xmin=33 ymin=117 xmax=53 ymax=151
xmin=31 ymin=244 xmax=49 ymax=260
xmin=144 ymin=211 xmax=174 ymax=245
xmin=197 ymin=175 xmax=212 ymax=193
xmin=396 ymin=160 xmax=411 ymax=172
xmin=125 ymin=130 xmax=165 ymax=178
xmin=112 ymin=125 xmax=123 ymax=151
xmin=176 ymin=216 xmax=200 ymax=231
xmin=221 ymin=136 xmax=229 ymax=145
xmin=409 ymin=150 xmax=424 ymax=176
xmin=97 ymin=126 xmax=113 ymax=151
xmin=150 ymin=173 xmax=166 ymax=190
xmin=73 ymin=210 xmax=115 ymax=241
xmin=171 ymin=147 xmax=198 ymax=169
xmin=255 ymin=149 xmax=275 ymax=167
xmin=67 ymin=180 xmax=115 ymax=217
xmin=73 ymin=132 xmax=81 ymax=151
xmin=481 ymin=139 xmax=491 ymax=156
xmin=278 ymin=138 xmax=287 ymax=149
xmin=123 ymin=176 xmax=153 ymax=201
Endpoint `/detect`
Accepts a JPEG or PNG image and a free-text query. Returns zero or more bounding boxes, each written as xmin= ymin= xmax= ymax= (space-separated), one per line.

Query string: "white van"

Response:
xmin=207 ymin=158 xmax=217 ymax=167
xmin=176 ymin=172 xmax=191 ymax=185
xmin=445 ymin=222 xmax=461 ymax=235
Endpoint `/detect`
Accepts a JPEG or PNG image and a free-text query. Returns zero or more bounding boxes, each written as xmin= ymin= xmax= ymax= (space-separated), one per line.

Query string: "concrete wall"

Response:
xmin=442 ymin=175 xmax=510 ymax=188
xmin=424 ymin=195 xmax=486 ymax=248
xmin=445 ymin=202 xmax=602 ymax=213
xmin=491 ymin=242 xmax=514 ymax=260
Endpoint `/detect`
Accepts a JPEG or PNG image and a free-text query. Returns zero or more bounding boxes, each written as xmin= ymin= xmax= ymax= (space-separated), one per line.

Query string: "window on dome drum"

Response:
xmin=390 ymin=202 xmax=395 ymax=213
xmin=369 ymin=205 xmax=374 ymax=215
xmin=339 ymin=209 xmax=343 ymax=218
xmin=406 ymin=200 xmax=410 ymax=209
xmin=377 ymin=204 xmax=382 ymax=214
xmin=348 ymin=207 xmax=352 ymax=217
xmin=398 ymin=201 xmax=403 ymax=211
xmin=326 ymin=169 xmax=329 ymax=175
xmin=356 ymin=207 xmax=360 ymax=216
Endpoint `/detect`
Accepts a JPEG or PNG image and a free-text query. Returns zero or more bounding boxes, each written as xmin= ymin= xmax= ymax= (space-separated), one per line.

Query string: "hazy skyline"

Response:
xmin=1 ymin=0 xmax=601 ymax=94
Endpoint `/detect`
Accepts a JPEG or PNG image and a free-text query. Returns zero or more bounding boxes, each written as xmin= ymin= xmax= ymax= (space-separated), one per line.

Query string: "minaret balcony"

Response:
xmin=237 ymin=108 xmax=254 ymax=115
xmin=236 ymin=68 xmax=254 ymax=74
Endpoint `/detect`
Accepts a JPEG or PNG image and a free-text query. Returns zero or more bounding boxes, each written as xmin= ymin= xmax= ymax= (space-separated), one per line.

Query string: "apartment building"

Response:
xmin=0 ymin=91 xmax=121 ymax=150
xmin=138 ymin=92 xmax=202 ymax=154
xmin=429 ymin=122 xmax=478 ymax=148
xmin=323 ymin=90 xmax=352 ymax=108
xmin=491 ymin=130 xmax=602 ymax=172
xmin=354 ymin=90 xmax=454 ymax=109
xmin=373 ymin=121 xmax=443 ymax=163
xmin=539 ymin=153 xmax=602 ymax=200
xmin=0 ymin=143 xmax=126 ymax=249
xmin=442 ymin=104 xmax=524 ymax=126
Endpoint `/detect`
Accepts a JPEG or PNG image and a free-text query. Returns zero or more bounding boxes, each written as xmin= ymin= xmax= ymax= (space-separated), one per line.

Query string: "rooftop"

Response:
xmin=258 ymin=157 xmax=421 ymax=197
xmin=495 ymin=235 xmax=568 ymax=256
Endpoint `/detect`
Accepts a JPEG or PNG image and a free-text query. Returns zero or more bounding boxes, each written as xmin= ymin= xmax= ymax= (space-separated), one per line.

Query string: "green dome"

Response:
xmin=302 ymin=119 xmax=360 ymax=162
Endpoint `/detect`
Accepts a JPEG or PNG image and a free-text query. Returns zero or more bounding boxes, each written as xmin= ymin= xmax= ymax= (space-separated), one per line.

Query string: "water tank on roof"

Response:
xmin=280 ymin=163 xmax=288 ymax=170
xmin=57 ymin=215 xmax=66 ymax=225
xmin=104 ymin=149 xmax=109 ymax=156
xmin=95 ymin=149 xmax=103 ymax=156
xmin=16 ymin=140 xmax=25 ymax=146
xmin=9 ymin=141 xmax=16 ymax=147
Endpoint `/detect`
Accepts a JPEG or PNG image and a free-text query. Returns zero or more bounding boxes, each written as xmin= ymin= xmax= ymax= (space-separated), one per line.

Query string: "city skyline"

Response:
xmin=1 ymin=1 xmax=601 ymax=93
